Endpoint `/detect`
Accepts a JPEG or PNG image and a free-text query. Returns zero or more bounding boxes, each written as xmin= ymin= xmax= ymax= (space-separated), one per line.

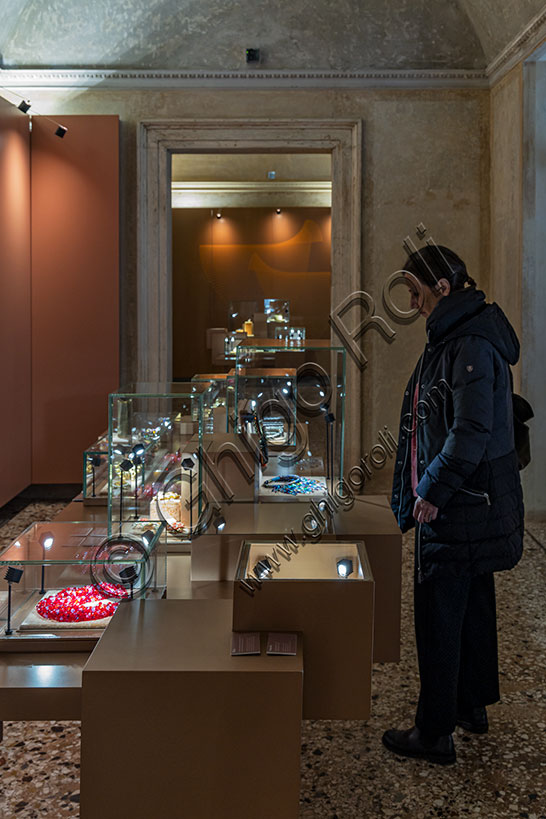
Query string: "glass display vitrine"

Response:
xmin=235 ymin=341 xmax=345 ymax=500
xmin=274 ymin=326 xmax=306 ymax=344
xmin=264 ymin=298 xmax=290 ymax=328
xmin=83 ymin=432 xmax=109 ymax=504
xmin=108 ymin=382 xmax=211 ymax=536
xmin=0 ymin=521 xmax=166 ymax=642
xmin=191 ymin=373 xmax=231 ymax=434
xmin=224 ymin=331 xmax=247 ymax=361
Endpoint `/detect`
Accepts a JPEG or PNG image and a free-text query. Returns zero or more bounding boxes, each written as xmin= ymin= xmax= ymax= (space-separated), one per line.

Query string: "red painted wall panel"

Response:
xmin=0 ymin=99 xmax=31 ymax=505
xmin=31 ymin=115 xmax=119 ymax=483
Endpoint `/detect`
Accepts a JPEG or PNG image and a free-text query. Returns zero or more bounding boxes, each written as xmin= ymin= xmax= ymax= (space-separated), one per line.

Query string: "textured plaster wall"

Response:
xmin=521 ymin=61 xmax=546 ymax=515
xmin=490 ymin=65 xmax=523 ymax=383
xmin=0 ymin=0 xmax=486 ymax=69
xmin=22 ymin=86 xmax=489 ymax=492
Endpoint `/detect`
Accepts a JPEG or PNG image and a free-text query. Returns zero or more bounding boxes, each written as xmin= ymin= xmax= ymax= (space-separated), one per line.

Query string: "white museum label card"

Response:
xmin=231 ymin=632 xmax=261 ymax=656
xmin=266 ymin=632 xmax=298 ymax=656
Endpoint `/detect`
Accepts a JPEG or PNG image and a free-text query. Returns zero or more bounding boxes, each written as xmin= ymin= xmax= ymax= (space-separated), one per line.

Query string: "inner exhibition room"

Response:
xmin=0 ymin=0 xmax=545 ymax=816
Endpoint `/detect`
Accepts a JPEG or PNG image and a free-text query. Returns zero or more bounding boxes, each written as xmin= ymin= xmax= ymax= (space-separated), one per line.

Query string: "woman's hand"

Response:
xmin=413 ymin=496 xmax=439 ymax=524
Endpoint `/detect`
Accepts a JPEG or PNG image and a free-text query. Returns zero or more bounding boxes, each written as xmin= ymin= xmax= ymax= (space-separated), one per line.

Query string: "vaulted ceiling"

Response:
xmin=0 ymin=0 xmax=544 ymax=71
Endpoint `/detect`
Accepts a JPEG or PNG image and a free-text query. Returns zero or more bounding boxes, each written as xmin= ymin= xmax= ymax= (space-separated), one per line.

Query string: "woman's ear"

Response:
xmin=436 ymin=277 xmax=451 ymax=296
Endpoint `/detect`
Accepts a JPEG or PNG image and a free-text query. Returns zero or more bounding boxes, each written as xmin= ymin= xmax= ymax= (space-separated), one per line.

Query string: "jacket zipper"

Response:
xmin=415 ymin=351 xmax=425 ymax=583
xmin=417 ymin=522 xmax=423 ymax=583
xmin=459 ymin=487 xmax=491 ymax=505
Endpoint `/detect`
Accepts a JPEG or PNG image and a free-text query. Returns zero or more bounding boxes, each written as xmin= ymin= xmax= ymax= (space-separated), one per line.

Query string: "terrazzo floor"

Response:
xmin=0 ymin=502 xmax=544 ymax=818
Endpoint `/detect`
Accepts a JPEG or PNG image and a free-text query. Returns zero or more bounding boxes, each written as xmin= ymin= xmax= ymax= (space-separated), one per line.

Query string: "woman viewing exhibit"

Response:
xmin=385 ymin=244 xmax=524 ymax=765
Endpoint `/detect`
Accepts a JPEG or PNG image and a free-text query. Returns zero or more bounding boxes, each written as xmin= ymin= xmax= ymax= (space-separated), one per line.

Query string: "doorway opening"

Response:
xmin=170 ymin=153 xmax=332 ymax=379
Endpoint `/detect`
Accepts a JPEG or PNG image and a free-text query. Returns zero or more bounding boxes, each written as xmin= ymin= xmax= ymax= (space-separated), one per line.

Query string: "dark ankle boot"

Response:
xmin=456 ymin=706 xmax=488 ymax=734
xmin=382 ymin=726 xmax=456 ymax=765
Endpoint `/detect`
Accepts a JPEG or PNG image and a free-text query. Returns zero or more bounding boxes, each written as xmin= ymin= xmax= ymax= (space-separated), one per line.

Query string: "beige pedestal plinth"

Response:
xmin=81 ymin=599 xmax=303 ymax=819
xmin=191 ymin=496 xmax=401 ymax=662
xmin=233 ymin=541 xmax=374 ymax=720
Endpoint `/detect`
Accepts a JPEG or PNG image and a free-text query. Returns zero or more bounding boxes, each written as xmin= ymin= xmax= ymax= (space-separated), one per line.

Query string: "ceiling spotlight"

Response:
xmin=216 ymin=211 xmax=222 ymax=219
xmin=337 ymin=558 xmax=353 ymax=579
xmin=17 ymin=100 xmax=31 ymax=113
xmin=254 ymin=558 xmax=272 ymax=580
xmin=276 ymin=208 xmax=282 ymax=214
xmin=55 ymin=125 xmax=68 ymax=139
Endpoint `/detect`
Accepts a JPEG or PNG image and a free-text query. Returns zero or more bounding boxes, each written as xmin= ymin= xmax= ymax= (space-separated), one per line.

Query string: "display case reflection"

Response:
xmin=191 ymin=374 xmax=231 ymax=434
xmin=0 ymin=522 xmax=166 ymax=640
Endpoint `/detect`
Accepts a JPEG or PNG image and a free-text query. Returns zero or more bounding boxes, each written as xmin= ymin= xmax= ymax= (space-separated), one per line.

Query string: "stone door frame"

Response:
xmin=137 ymin=118 xmax=363 ymax=469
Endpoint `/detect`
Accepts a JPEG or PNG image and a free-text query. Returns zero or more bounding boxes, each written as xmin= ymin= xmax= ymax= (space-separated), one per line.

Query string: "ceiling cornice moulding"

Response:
xmin=487 ymin=7 xmax=546 ymax=84
xmin=0 ymin=68 xmax=489 ymax=90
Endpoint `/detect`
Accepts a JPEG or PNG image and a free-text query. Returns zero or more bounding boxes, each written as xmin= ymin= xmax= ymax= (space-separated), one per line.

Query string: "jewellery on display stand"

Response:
xmin=262 ymin=475 xmax=326 ymax=496
xmin=36 ymin=583 xmax=129 ymax=623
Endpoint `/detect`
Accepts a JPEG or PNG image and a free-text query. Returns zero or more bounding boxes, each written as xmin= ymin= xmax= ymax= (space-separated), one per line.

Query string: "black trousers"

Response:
xmin=414 ymin=570 xmax=500 ymax=737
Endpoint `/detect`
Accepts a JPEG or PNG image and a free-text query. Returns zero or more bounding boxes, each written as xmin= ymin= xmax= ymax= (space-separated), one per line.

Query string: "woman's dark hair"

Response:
xmin=404 ymin=245 xmax=477 ymax=291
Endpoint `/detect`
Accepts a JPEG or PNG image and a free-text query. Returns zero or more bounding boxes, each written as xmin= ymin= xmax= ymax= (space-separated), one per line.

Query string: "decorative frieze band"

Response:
xmin=0 ymin=68 xmax=489 ymax=90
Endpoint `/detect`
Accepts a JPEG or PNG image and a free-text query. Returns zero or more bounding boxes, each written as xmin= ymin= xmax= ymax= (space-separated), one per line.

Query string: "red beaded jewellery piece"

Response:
xmin=36 ymin=583 xmax=129 ymax=623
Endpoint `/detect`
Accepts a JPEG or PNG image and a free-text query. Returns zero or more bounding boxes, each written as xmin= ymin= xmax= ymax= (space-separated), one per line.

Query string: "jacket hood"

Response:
xmin=426 ymin=288 xmax=520 ymax=365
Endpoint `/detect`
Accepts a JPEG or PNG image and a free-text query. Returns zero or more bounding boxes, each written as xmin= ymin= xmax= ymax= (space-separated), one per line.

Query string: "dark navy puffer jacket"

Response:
xmin=391 ymin=287 xmax=524 ymax=580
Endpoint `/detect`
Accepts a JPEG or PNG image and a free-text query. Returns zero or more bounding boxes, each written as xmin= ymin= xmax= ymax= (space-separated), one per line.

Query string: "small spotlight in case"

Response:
xmin=5 ymin=567 xmax=23 ymax=584
xmin=337 ymin=558 xmax=353 ymax=579
xmin=254 ymin=558 xmax=272 ymax=580
xmin=4 ymin=566 xmax=24 ymax=635
xmin=245 ymin=48 xmax=260 ymax=63
xmin=55 ymin=125 xmax=68 ymax=138
xmin=213 ymin=512 xmax=226 ymax=532
xmin=17 ymin=100 xmax=31 ymax=113
xmin=119 ymin=565 xmax=139 ymax=600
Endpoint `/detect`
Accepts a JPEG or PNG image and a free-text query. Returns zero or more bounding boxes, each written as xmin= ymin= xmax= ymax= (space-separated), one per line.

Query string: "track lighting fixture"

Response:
xmin=0 ymin=87 xmax=68 ymax=138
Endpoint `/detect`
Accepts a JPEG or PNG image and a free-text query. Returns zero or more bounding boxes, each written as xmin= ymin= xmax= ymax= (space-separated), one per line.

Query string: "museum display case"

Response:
xmin=0 ymin=521 xmax=166 ymax=644
xmin=233 ymin=539 xmax=373 ymax=719
xmin=235 ymin=340 xmax=345 ymax=500
xmin=234 ymin=366 xmax=297 ymax=446
xmin=264 ymin=298 xmax=290 ymax=328
xmin=191 ymin=373 xmax=232 ymax=434
xmin=107 ymin=382 xmax=212 ymax=536
xmin=274 ymin=325 xmax=306 ymax=344
xmin=82 ymin=432 xmax=109 ymax=504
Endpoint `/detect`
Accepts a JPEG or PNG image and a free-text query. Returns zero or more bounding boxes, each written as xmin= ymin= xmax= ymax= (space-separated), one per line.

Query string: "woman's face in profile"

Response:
xmin=403 ymin=273 xmax=445 ymax=318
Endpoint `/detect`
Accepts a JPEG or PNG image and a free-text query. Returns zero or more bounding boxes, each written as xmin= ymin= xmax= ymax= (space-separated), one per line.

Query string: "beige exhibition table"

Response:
xmin=58 ymin=494 xmax=401 ymax=662
xmin=189 ymin=495 xmax=402 ymax=663
xmin=0 ymin=652 xmax=88 ymax=722
xmin=81 ymin=599 xmax=303 ymax=819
